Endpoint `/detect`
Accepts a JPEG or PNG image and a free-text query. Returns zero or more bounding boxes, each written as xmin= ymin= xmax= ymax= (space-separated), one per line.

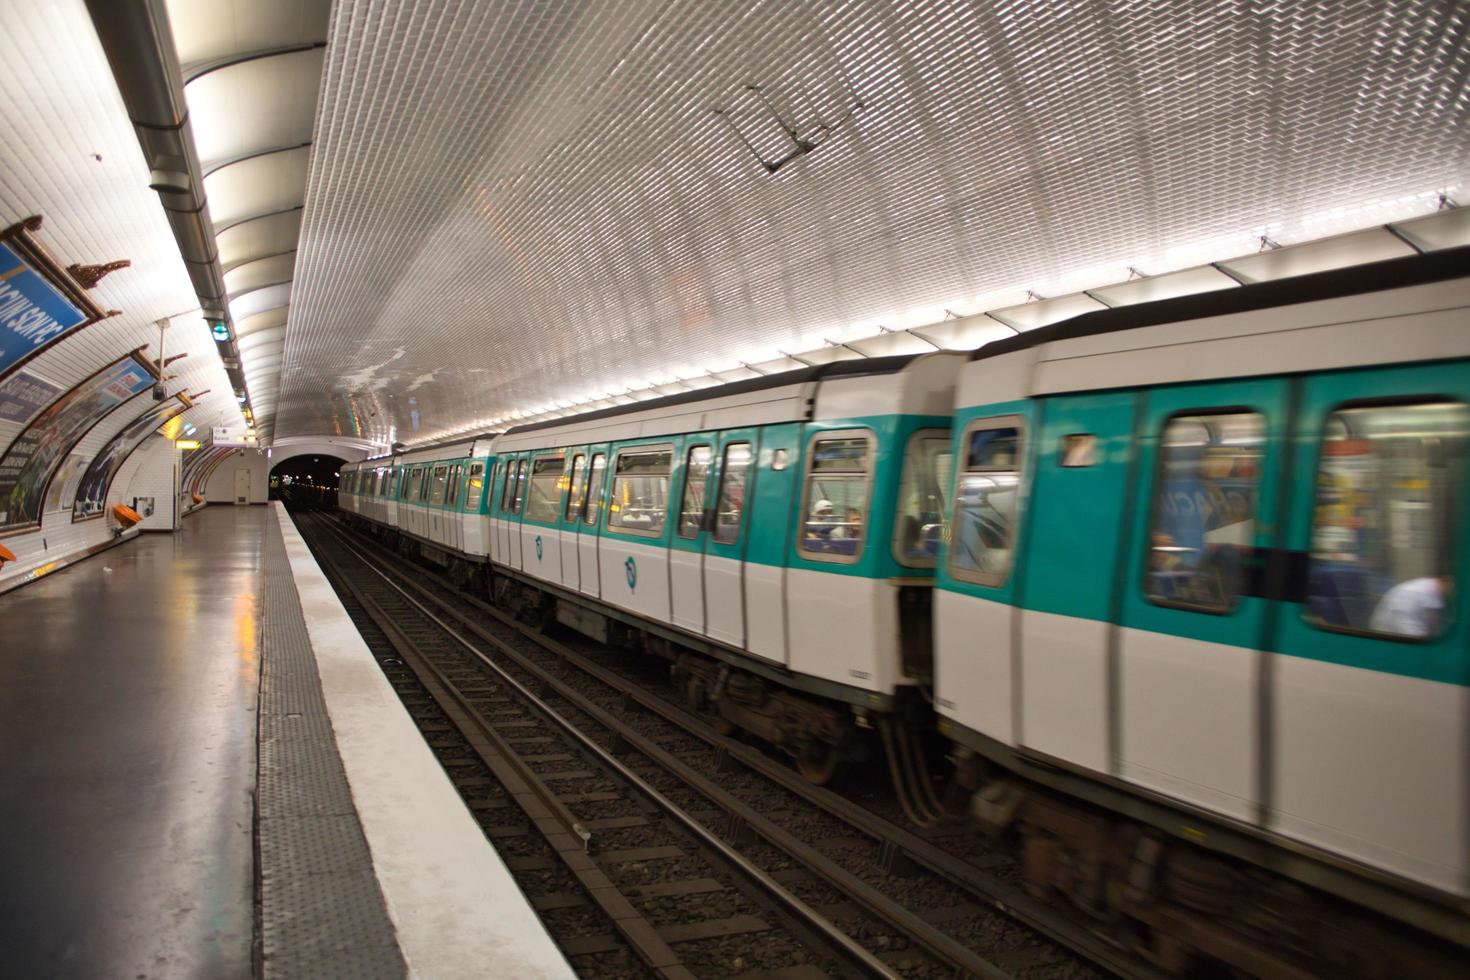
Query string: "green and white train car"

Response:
xmin=485 ymin=354 xmax=962 ymax=734
xmin=934 ymin=248 xmax=1470 ymax=910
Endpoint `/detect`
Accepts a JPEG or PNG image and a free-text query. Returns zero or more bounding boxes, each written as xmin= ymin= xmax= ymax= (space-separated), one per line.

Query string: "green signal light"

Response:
xmin=211 ymin=322 xmax=231 ymax=342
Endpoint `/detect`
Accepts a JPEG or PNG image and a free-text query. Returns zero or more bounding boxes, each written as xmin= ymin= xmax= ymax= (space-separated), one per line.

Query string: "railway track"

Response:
xmin=299 ymin=512 xmax=1152 ymax=979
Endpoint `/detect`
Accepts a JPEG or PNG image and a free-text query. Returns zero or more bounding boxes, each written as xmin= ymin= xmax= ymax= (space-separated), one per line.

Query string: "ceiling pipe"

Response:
xmin=83 ymin=0 xmax=257 ymax=430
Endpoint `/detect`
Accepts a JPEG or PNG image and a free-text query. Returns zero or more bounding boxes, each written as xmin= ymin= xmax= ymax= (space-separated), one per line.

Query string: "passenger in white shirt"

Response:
xmin=1368 ymin=576 xmax=1451 ymax=638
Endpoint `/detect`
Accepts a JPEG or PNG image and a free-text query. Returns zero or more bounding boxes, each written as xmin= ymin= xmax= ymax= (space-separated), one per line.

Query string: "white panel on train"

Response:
xmin=703 ymin=554 xmax=743 ymax=648
xmin=1270 ymin=655 xmax=1468 ymax=896
xmin=598 ymin=537 xmax=671 ymax=622
xmin=1117 ymin=628 xmax=1258 ymax=823
xmin=560 ymin=526 xmax=580 ymax=591
xmin=1018 ymin=609 xmax=1110 ymax=773
xmin=743 ymin=561 xmax=787 ymax=666
xmin=669 ymin=548 xmax=703 ymax=633
xmin=933 ymin=590 xmax=1016 ymax=745
xmin=785 ymin=568 xmax=895 ymax=695
xmin=520 ymin=524 xmax=562 ymax=585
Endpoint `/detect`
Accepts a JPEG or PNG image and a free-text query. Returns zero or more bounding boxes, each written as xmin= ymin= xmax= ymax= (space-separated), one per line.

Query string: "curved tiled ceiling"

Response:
xmin=277 ymin=0 xmax=1470 ymax=446
xmin=165 ymin=0 xmax=331 ymax=443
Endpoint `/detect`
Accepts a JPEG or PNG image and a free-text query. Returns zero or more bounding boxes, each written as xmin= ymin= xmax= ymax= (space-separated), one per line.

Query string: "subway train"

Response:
xmin=339 ymin=247 xmax=1470 ymax=972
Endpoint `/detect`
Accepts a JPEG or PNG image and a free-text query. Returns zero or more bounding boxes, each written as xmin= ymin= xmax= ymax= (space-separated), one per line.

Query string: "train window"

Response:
xmin=1305 ymin=401 xmax=1467 ymax=641
xmin=950 ymin=418 xmax=1024 ymax=586
xmin=1061 ymin=434 xmax=1098 ymax=468
xmin=498 ymin=460 xmax=514 ymax=512
xmin=1145 ymin=412 xmax=1264 ymax=613
xmin=524 ymin=455 xmax=565 ymax=523
xmin=714 ymin=443 xmax=752 ymax=544
xmin=509 ymin=458 xmax=528 ymax=515
xmin=464 ymin=463 xmax=484 ymax=510
xmin=608 ymin=446 xmax=672 ymax=537
xmin=797 ymin=431 xmax=873 ymax=563
xmin=584 ymin=453 xmax=607 ymax=525
xmin=894 ymin=430 xmax=953 ymax=568
xmin=403 ymin=469 xmax=417 ymax=502
xmin=563 ymin=455 xmax=586 ymax=520
xmin=678 ymin=445 xmax=712 ymax=539
xmin=430 ymin=465 xmax=449 ymax=505
xmin=417 ymin=467 xmax=430 ymax=501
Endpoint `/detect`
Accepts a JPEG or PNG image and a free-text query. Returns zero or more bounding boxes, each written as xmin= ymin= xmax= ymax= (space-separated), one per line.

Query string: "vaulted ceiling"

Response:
xmin=241 ymin=1 xmax=1470 ymax=445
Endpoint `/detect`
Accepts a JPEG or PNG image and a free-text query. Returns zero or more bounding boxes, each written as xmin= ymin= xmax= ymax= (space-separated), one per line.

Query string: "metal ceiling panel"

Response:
xmin=224 ymin=252 xmax=298 ymax=296
xmin=203 ymin=147 xmax=310 ymax=229
xmin=187 ymin=48 xmax=324 ymax=171
xmin=218 ymin=209 xmax=303 ymax=272
xmin=1218 ymin=227 xmax=1419 ymax=283
xmin=278 ymin=0 xmax=1468 ymax=445
xmin=229 ymin=283 xmax=292 ymax=325
xmin=165 ymin=0 xmax=330 ymax=69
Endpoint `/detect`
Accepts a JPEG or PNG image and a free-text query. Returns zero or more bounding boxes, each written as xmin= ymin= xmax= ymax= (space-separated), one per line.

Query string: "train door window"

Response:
xmin=416 ymin=467 xmax=429 ymax=501
xmin=446 ymin=464 xmax=460 ymax=507
xmin=430 ymin=465 xmax=449 ymax=505
xmin=678 ymin=445 xmax=712 ymax=539
xmin=798 ymin=431 xmax=873 ymax=563
xmin=499 ymin=460 xmax=514 ymax=512
xmin=564 ymin=454 xmax=587 ymax=520
xmin=524 ymin=455 xmax=565 ymax=522
xmin=894 ymin=429 xmax=953 ymax=568
xmin=509 ymin=458 xmax=528 ymax=515
xmin=403 ymin=469 xmax=417 ymax=502
xmin=584 ymin=453 xmax=607 ymax=525
xmin=1145 ymin=412 xmax=1264 ymax=613
xmin=464 ymin=463 xmax=485 ymax=511
xmin=950 ymin=418 xmax=1024 ymax=586
xmin=1305 ymin=401 xmax=1467 ymax=640
xmin=608 ymin=446 xmax=672 ymax=537
xmin=1061 ymin=434 xmax=1098 ymax=468
xmin=714 ymin=443 xmax=752 ymax=544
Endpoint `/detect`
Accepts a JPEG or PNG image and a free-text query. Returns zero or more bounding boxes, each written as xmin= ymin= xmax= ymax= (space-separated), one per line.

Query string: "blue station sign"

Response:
xmin=0 ymin=240 xmax=88 ymax=378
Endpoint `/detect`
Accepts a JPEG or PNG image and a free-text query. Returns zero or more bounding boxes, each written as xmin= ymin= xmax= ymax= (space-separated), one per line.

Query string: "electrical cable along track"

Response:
xmin=298 ymin=512 xmax=1146 ymax=979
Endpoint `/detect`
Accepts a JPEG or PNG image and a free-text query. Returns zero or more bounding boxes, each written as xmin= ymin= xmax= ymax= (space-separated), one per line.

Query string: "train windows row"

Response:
xmin=947 ymin=400 xmax=1467 ymax=643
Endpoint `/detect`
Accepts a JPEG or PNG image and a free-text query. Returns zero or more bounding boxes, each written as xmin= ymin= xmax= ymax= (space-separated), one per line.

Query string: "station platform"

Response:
xmin=0 ymin=504 xmax=571 ymax=979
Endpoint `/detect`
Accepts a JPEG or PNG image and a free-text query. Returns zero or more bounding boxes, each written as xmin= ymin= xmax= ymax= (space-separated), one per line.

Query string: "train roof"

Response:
xmin=971 ymin=245 xmax=1470 ymax=363
xmin=501 ymin=353 xmax=923 ymax=438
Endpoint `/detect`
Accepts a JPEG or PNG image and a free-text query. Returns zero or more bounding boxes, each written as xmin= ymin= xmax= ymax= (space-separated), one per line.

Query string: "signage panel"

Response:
xmin=0 ymin=353 xmax=155 ymax=531
xmin=0 ymin=240 xmax=88 ymax=378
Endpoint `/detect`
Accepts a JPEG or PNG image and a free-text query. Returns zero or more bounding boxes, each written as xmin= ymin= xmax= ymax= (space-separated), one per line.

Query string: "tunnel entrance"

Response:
xmin=269 ymin=454 xmax=345 ymax=511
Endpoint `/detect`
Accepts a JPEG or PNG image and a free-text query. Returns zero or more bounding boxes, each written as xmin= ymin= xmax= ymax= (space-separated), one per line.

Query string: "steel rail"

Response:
xmin=304 ymin=515 xmax=906 ymax=980
xmin=330 ymin=515 xmax=1156 ymax=980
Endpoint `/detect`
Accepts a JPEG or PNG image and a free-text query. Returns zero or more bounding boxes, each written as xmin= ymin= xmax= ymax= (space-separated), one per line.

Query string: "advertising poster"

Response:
xmin=73 ymin=396 xmax=187 ymax=520
xmin=0 ymin=239 xmax=89 ymax=378
xmin=0 ymin=354 xmax=154 ymax=532
xmin=0 ymin=369 xmax=64 ymax=424
xmin=45 ymin=453 xmax=92 ymax=513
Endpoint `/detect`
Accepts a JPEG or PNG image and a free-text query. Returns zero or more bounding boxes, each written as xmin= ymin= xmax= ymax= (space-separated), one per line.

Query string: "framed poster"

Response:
xmin=0 ymin=217 xmax=111 ymax=381
xmin=73 ymin=395 xmax=188 ymax=521
xmin=45 ymin=453 xmax=92 ymax=513
xmin=0 ymin=352 xmax=155 ymax=533
xmin=0 ymin=369 xmax=64 ymax=424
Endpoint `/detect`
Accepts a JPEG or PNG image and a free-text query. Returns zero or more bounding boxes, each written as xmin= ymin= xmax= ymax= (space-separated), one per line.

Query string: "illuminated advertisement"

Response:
xmin=0 ymin=353 xmax=155 ymax=532
xmin=73 ymin=396 xmax=188 ymax=520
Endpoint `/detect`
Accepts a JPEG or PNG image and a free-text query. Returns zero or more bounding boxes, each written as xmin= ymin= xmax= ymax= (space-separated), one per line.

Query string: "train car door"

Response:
xmin=669 ymin=434 xmax=715 ymax=633
xmin=463 ymin=460 xmax=488 ymax=556
xmin=1267 ymin=362 xmax=1469 ymax=892
xmin=487 ymin=462 xmax=502 ymax=563
xmin=704 ymin=431 xmax=757 ymax=648
xmin=559 ymin=449 xmax=588 ymax=591
xmin=521 ymin=452 xmax=565 ymax=584
xmin=1116 ymin=378 xmax=1289 ymax=822
xmin=578 ymin=447 xmax=609 ymax=598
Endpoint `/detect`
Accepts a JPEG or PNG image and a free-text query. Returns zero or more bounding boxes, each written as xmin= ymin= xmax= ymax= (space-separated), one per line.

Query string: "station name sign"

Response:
xmin=0 ymin=240 xmax=86 ymax=376
xmin=0 ymin=216 xmax=113 ymax=382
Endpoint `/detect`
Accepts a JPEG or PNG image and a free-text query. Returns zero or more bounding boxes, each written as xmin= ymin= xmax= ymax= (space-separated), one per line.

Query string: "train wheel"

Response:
xmin=797 ymin=739 xmax=840 ymax=785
